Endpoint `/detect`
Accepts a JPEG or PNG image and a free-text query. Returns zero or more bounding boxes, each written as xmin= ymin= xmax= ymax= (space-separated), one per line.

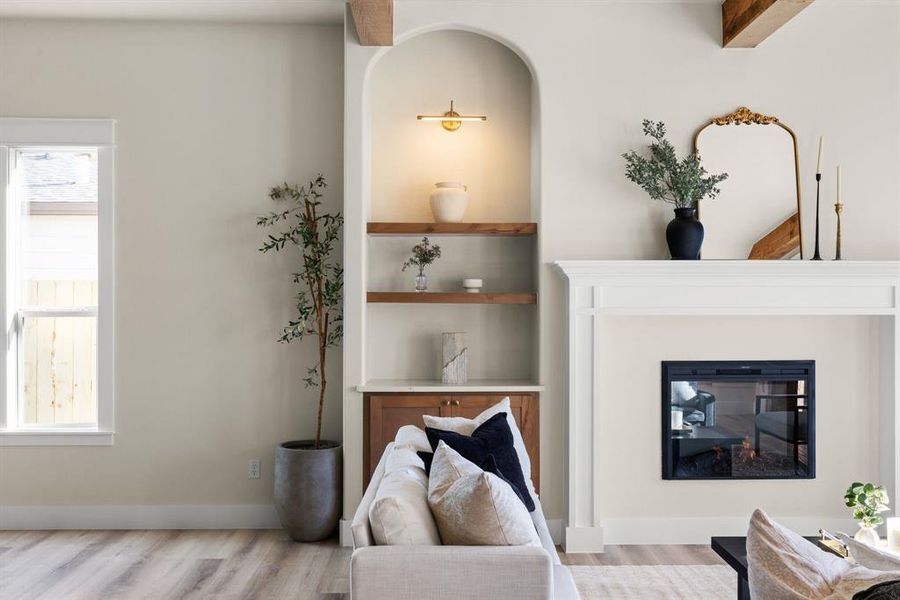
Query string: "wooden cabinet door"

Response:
xmin=450 ymin=393 xmax=540 ymax=491
xmin=364 ymin=394 xmax=450 ymax=486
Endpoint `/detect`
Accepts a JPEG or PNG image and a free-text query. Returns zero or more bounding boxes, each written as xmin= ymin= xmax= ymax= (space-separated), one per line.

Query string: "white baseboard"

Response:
xmin=600 ymin=515 xmax=858 ymax=546
xmin=0 ymin=504 xmax=282 ymax=530
xmin=547 ymin=518 xmax=564 ymax=545
xmin=340 ymin=519 xmax=353 ymax=547
xmin=1 ymin=506 xmax=854 ymax=553
xmin=564 ymin=525 xmax=605 ymax=553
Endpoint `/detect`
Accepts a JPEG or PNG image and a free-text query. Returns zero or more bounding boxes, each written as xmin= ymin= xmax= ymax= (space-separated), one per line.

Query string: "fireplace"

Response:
xmin=662 ymin=361 xmax=815 ymax=480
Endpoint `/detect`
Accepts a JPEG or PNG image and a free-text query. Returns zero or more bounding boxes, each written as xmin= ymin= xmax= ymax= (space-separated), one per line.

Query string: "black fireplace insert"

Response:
xmin=662 ymin=361 xmax=815 ymax=480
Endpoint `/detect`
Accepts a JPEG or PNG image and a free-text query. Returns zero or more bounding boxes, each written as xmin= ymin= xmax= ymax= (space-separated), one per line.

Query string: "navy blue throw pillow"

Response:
xmin=418 ymin=412 xmax=535 ymax=512
xmin=479 ymin=454 xmax=533 ymax=510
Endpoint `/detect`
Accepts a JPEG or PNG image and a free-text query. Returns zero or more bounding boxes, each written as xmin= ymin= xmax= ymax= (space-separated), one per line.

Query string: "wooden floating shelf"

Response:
xmin=367 ymin=222 xmax=537 ymax=236
xmin=367 ymin=292 xmax=537 ymax=304
xmin=357 ymin=379 xmax=545 ymax=393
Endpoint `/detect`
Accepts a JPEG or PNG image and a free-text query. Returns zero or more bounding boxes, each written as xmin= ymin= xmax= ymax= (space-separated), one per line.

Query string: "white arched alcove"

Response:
xmin=368 ymin=29 xmax=534 ymax=222
xmin=342 ymin=18 xmax=543 ymax=540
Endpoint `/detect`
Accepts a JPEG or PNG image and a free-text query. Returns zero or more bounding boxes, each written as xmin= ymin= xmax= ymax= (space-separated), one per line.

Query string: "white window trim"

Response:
xmin=0 ymin=118 xmax=115 ymax=446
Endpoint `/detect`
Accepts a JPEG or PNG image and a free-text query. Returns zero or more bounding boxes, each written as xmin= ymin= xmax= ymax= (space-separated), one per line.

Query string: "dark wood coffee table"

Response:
xmin=711 ymin=535 xmax=824 ymax=600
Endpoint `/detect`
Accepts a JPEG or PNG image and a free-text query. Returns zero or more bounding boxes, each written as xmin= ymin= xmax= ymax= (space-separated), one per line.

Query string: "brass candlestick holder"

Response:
xmin=834 ymin=202 xmax=843 ymax=260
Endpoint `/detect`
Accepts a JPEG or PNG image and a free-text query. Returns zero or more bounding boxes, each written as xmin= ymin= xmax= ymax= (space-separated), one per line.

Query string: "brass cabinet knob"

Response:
xmin=450 ymin=399 xmax=460 ymax=406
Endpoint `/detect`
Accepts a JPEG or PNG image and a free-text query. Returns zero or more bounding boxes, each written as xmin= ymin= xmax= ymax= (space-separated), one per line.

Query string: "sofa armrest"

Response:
xmin=350 ymin=545 xmax=553 ymax=600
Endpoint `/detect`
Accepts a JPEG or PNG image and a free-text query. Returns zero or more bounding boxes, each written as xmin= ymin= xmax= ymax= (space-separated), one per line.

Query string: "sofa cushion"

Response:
xmin=427 ymin=441 xmax=540 ymax=547
xmin=385 ymin=444 xmax=426 ymax=474
xmin=423 ymin=397 xmax=536 ymax=496
xmin=554 ymin=564 xmax=580 ymax=600
xmin=422 ymin=412 xmax=534 ymax=512
xmin=368 ymin=445 xmax=441 ymax=546
xmin=352 ymin=442 xmax=393 ymax=548
xmin=394 ymin=424 xmax=430 ymax=453
xmin=531 ymin=497 xmax=561 ymax=565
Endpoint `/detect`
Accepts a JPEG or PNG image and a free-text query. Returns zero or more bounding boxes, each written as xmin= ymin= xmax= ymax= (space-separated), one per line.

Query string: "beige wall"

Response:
xmin=3 ymin=1 xmax=899 ymax=537
xmin=531 ymin=0 xmax=900 ymax=524
xmin=597 ymin=316 xmax=880 ymax=520
xmin=344 ymin=0 xmax=900 ymax=532
xmin=0 ymin=20 xmax=343 ymax=506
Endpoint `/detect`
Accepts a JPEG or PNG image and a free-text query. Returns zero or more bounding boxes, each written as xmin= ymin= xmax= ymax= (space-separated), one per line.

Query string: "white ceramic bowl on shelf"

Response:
xmin=462 ymin=278 xmax=483 ymax=293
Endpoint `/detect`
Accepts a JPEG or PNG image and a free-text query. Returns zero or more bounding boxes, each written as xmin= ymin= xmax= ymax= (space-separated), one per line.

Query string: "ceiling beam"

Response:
xmin=722 ymin=0 xmax=816 ymax=48
xmin=350 ymin=0 xmax=393 ymax=46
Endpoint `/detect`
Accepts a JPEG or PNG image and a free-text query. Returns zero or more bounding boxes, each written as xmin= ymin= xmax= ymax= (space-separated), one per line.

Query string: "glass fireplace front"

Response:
xmin=662 ymin=361 xmax=815 ymax=480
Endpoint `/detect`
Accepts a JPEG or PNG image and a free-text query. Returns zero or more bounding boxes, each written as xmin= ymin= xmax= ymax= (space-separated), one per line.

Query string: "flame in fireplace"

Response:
xmin=737 ymin=436 xmax=756 ymax=464
xmin=712 ymin=445 xmax=724 ymax=462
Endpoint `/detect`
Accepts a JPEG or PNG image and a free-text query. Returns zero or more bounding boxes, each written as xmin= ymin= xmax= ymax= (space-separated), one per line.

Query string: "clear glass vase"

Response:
xmin=415 ymin=272 xmax=428 ymax=292
xmin=854 ymin=524 xmax=881 ymax=546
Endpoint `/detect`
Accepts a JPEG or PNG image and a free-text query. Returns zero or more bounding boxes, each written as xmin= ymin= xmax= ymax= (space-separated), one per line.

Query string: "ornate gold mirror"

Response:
xmin=694 ymin=107 xmax=803 ymax=259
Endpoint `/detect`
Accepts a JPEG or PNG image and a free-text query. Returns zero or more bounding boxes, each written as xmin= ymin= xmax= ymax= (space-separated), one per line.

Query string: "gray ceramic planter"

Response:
xmin=274 ymin=440 xmax=342 ymax=542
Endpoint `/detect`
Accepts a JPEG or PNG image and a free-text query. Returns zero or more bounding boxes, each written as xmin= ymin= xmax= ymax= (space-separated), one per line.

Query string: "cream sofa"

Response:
xmin=350 ymin=441 xmax=580 ymax=600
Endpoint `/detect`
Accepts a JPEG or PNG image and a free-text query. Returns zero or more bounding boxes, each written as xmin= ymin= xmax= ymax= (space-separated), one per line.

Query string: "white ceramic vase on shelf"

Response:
xmin=430 ymin=182 xmax=468 ymax=223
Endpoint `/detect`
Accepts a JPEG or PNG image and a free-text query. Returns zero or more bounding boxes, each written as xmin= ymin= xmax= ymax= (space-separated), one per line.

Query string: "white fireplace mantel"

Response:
xmin=554 ymin=260 xmax=900 ymax=552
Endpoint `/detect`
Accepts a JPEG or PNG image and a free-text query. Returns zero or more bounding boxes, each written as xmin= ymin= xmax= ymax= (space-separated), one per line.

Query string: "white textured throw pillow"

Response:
xmin=748 ymin=509 xmax=850 ymax=599
xmin=427 ymin=441 xmax=540 ymax=547
xmin=368 ymin=445 xmax=441 ymax=546
xmin=747 ymin=509 xmax=900 ymax=600
xmin=422 ymin=397 xmax=535 ymax=495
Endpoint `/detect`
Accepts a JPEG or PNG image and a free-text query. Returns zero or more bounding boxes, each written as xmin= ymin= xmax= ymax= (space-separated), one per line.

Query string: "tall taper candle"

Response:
xmin=835 ymin=165 xmax=843 ymax=260
xmin=837 ymin=165 xmax=842 ymax=202
xmin=816 ymin=136 xmax=824 ymax=174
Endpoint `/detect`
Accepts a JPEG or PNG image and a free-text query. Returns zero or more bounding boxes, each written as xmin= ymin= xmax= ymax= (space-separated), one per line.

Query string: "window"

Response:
xmin=1 ymin=119 xmax=115 ymax=445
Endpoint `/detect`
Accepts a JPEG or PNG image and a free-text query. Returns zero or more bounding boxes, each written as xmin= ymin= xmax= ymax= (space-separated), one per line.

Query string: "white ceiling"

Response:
xmin=0 ymin=0 xmax=863 ymax=25
xmin=0 ymin=0 xmax=346 ymax=24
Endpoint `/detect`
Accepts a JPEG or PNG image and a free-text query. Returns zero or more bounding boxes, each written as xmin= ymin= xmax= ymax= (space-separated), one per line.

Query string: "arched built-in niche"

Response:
xmin=368 ymin=29 xmax=534 ymax=222
xmin=363 ymin=29 xmax=540 ymax=383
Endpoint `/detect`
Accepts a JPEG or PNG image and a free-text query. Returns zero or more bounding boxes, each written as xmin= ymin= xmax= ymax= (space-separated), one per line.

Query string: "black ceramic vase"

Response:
xmin=666 ymin=207 xmax=704 ymax=260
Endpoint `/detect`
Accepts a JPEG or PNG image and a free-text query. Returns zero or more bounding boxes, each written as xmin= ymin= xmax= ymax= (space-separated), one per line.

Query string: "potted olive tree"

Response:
xmin=623 ymin=120 xmax=728 ymax=259
xmin=258 ymin=174 xmax=343 ymax=542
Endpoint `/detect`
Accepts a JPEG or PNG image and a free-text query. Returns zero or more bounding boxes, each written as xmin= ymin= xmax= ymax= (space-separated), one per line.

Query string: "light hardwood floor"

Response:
xmin=0 ymin=530 xmax=724 ymax=599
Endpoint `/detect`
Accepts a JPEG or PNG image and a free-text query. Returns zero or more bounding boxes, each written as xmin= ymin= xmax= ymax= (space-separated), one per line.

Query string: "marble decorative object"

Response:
xmin=441 ymin=332 xmax=468 ymax=384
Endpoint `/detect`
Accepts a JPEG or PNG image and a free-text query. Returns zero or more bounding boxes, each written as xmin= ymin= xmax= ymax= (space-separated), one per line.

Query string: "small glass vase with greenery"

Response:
xmin=623 ymin=120 xmax=728 ymax=259
xmin=844 ymin=481 xmax=890 ymax=545
xmin=402 ymin=236 xmax=441 ymax=292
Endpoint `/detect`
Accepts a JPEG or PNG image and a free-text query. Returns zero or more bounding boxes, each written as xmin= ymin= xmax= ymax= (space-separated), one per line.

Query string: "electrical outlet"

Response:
xmin=248 ymin=459 xmax=261 ymax=479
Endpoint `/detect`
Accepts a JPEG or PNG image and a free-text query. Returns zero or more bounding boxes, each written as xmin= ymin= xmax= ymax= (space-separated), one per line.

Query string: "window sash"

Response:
xmin=15 ymin=310 xmax=99 ymax=431
xmin=0 ymin=118 xmax=115 ymax=442
xmin=18 ymin=307 xmax=98 ymax=318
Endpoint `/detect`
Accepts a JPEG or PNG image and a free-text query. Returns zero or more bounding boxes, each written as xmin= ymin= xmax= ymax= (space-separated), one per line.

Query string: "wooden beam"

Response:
xmin=748 ymin=212 xmax=801 ymax=259
xmin=722 ymin=0 xmax=816 ymax=48
xmin=350 ymin=0 xmax=393 ymax=46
